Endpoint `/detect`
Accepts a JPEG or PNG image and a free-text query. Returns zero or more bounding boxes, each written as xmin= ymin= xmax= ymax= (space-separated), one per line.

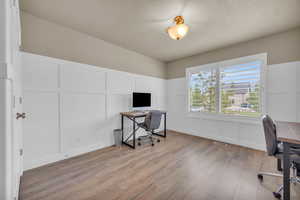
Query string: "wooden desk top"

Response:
xmin=276 ymin=121 xmax=300 ymax=145
xmin=120 ymin=110 xmax=166 ymax=118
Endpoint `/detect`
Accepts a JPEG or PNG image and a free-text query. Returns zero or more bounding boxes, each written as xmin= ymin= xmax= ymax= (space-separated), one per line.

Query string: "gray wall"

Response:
xmin=167 ymin=27 xmax=300 ymax=79
xmin=20 ymin=11 xmax=167 ymax=79
xmin=20 ymin=10 xmax=300 ymax=80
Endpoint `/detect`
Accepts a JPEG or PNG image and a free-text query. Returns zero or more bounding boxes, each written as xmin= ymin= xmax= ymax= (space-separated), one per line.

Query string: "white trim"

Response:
xmin=186 ymin=53 xmax=267 ymax=122
xmin=169 ymin=129 xmax=265 ymax=151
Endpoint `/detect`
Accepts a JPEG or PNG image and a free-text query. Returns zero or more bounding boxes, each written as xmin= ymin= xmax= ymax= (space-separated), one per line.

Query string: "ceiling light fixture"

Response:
xmin=167 ymin=16 xmax=189 ymax=40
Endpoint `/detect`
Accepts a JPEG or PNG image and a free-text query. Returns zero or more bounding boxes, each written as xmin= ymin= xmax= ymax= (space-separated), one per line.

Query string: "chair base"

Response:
xmin=257 ymin=172 xmax=282 ymax=181
xmin=137 ymin=133 xmax=160 ymax=146
xmin=258 ymin=163 xmax=300 ymax=199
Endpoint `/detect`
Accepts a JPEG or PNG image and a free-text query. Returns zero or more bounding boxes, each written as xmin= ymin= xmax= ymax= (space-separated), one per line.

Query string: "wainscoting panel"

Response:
xmin=268 ymin=93 xmax=297 ymax=122
xmin=107 ymin=94 xmax=131 ymax=129
xmin=22 ymin=56 xmax=59 ymax=91
xmin=166 ymin=61 xmax=300 ymax=151
xmin=267 ymin=62 xmax=297 ymax=94
xmin=22 ymin=52 xmax=167 ymax=170
xmin=61 ymin=93 xmax=106 ymax=152
xmin=134 ymin=76 xmax=154 ymax=93
xmin=23 ymin=92 xmax=60 ymax=168
xmin=238 ymin=123 xmax=265 ymax=150
xmin=60 ymin=62 xmax=106 ymax=93
xmin=107 ymin=71 xmax=134 ymax=94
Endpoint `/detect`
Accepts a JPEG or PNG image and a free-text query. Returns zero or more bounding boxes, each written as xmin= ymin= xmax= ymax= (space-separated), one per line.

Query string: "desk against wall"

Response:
xmin=276 ymin=121 xmax=300 ymax=200
xmin=120 ymin=111 xmax=167 ymax=149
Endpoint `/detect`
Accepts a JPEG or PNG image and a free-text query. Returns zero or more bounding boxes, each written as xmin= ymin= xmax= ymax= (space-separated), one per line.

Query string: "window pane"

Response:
xmin=190 ymin=69 xmax=217 ymax=112
xmin=220 ymin=61 xmax=261 ymax=117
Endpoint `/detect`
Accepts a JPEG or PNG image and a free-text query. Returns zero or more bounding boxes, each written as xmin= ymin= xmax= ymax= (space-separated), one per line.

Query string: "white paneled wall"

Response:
xmin=23 ymin=92 xmax=60 ymax=159
xmin=22 ymin=51 xmax=300 ymax=169
xmin=22 ymin=52 xmax=167 ymax=170
xmin=61 ymin=94 xmax=107 ymax=151
xmin=167 ymin=61 xmax=300 ymax=151
xmin=267 ymin=62 xmax=300 ymax=122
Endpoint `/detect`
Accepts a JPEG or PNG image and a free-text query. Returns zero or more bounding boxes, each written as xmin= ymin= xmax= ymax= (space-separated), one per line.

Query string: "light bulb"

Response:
xmin=167 ymin=16 xmax=189 ymax=40
xmin=167 ymin=24 xmax=189 ymax=40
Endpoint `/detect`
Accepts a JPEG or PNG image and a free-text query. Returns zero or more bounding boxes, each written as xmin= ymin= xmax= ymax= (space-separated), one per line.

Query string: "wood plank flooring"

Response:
xmin=20 ymin=131 xmax=300 ymax=200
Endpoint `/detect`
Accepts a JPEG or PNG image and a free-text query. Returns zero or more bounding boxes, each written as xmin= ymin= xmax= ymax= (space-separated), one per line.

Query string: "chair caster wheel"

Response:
xmin=273 ymin=192 xmax=281 ymax=199
xmin=151 ymin=143 xmax=154 ymax=146
xmin=157 ymin=139 xmax=160 ymax=142
xmin=138 ymin=142 xmax=141 ymax=146
xmin=257 ymin=174 xmax=263 ymax=182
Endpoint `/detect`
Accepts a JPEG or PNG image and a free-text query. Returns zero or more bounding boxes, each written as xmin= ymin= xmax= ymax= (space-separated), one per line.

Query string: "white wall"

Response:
xmin=167 ymin=61 xmax=300 ymax=151
xmin=267 ymin=62 xmax=300 ymax=122
xmin=22 ymin=52 xmax=167 ymax=170
xmin=21 ymin=51 xmax=300 ymax=169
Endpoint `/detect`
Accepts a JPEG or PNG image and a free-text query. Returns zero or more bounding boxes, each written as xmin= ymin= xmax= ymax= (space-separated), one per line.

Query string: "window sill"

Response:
xmin=187 ymin=112 xmax=262 ymax=125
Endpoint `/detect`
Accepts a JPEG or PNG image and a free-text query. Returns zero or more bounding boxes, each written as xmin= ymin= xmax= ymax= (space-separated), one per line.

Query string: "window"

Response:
xmin=190 ymin=69 xmax=217 ymax=112
xmin=187 ymin=54 xmax=266 ymax=118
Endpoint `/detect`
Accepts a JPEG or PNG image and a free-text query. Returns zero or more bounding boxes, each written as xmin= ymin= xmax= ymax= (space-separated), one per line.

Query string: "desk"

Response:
xmin=120 ymin=111 xmax=167 ymax=149
xmin=276 ymin=121 xmax=300 ymax=200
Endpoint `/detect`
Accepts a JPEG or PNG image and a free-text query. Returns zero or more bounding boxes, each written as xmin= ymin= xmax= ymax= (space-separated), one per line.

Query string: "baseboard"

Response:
xmin=24 ymin=142 xmax=113 ymax=171
xmin=167 ymin=129 xmax=266 ymax=151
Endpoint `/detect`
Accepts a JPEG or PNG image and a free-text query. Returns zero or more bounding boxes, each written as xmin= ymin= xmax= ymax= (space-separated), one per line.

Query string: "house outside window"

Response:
xmin=187 ymin=54 xmax=267 ymax=119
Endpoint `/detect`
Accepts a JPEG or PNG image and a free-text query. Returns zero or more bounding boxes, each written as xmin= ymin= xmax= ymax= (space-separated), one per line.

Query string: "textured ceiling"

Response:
xmin=20 ymin=0 xmax=300 ymax=62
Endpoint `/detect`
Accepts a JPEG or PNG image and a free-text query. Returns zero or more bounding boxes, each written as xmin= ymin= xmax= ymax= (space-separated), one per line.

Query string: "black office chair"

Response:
xmin=258 ymin=115 xmax=300 ymax=199
xmin=137 ymin=110 xmax=163 ymax=146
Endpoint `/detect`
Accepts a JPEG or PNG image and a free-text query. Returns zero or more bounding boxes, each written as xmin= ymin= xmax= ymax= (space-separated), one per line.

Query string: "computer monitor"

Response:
xmin=132 ymin=92 xmax=151 ymax=108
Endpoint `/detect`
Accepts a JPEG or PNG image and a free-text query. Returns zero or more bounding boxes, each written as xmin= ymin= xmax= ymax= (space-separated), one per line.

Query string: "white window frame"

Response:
xmin=186 ymin=53 xmax=267 ymax=123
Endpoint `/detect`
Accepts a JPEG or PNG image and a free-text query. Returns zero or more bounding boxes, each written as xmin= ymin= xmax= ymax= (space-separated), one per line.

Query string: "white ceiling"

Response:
xmin=20 ymin=0 xmax=300 ymax=62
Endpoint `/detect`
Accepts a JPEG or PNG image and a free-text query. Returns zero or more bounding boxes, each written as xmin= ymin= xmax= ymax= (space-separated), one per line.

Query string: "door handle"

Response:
xmin=16 ymin=112 xmax=26 ymax=120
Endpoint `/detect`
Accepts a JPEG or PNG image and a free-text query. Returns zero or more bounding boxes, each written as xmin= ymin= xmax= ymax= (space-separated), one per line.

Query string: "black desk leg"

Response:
xmin=283 ymin=142 xmax=290 ymax=200
xmin=121 ymin=115 xmax=124 ymax=142
xmin=277 ymin=158 xmax=283 ymax=172
xmin=164 ymin=113 xmax=167 ymax=137
xmin=133 ymin=117 xmax=136 ymax=149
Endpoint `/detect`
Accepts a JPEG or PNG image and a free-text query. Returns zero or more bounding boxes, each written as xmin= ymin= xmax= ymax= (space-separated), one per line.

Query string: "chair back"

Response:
xmin=144 ymin=110 xmax=163 ymax=131
xmin=262 ymin=115 xmax=278 ymax=156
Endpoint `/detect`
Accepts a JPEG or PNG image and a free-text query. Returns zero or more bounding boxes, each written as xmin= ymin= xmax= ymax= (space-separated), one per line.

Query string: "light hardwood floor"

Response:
xmin=20 ymin=131 xmax=300 ymax=200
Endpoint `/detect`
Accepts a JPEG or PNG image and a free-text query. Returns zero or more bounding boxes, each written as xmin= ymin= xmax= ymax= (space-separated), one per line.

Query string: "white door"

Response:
xmin=10 ymin=0 xmax=23 ymax=198
xmin=0 ymin=0 xmax=23 ymax=199
xmin=11 ymin=54 xmax=23 ymax=198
